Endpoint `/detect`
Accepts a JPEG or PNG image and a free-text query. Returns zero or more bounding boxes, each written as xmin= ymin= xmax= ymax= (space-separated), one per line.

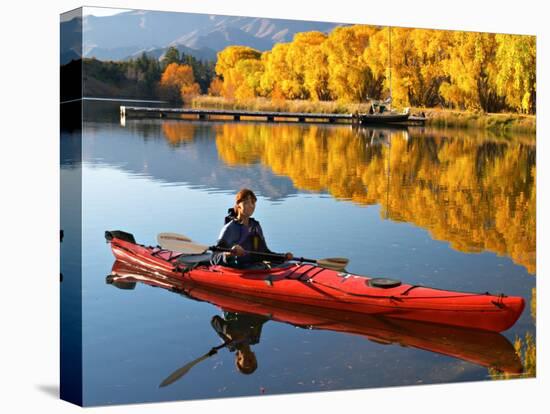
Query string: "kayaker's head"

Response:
xmin=234 ymin=188 xmax=257 ymax=223
xmin=235 ymin=343 xmax=257 ymax=374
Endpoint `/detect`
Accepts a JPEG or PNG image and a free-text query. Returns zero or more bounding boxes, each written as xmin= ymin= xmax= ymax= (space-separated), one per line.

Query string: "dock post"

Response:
xmin=234 ymin=115 xmax=241 ymax=121
xmin=119 ymin=106 xmax=126 ymax=127
xmin=329 ymin=117 xmax=336 ymax=123
xmin=199 ymin=113 xmax=207 ymax=120
xmin=298 ymin=116 xmax=306 ymax=122
xmin=267 ymin=116 xmax=274 ymax=122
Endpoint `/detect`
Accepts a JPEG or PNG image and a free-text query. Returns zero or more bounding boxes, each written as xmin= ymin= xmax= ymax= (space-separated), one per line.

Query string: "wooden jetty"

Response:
xmin=120 ymin=106 xmax=426 ymax=126
xmin=120 ymin=106 xmax=353 ymax=123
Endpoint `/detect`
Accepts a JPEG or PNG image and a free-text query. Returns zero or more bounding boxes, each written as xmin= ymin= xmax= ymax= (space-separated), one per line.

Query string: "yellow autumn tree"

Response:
xmin=495 ymin=34 xmax=536 ymax=114
xmin=285 ymin=31 xmax=331 ymax=100
xmin=363 ymin=27 xmax=410 ymax=107
xmin=234 ymin=58 xmax=265 ymax=101
xmin=323 ymin=25 xmax=380 ymax=103
xmin=159 ymin=63 xmax=200 ymax=103
xmin=261 ymin=43 xmax=305 ymax=99
xmin=439 ymin=32 xmax=505 ymax=112
xmin=408 ymin=28 xmax=452 ymax=107
xmin=364 ymin=27 xmax=450 ymax=108
xmin=207 ymin=26 xmax=535 ymax=114
xmin=215 ymin=46 xmax=262 ymax=99
xmin=207 ymin=77 xmax=224 ymax=96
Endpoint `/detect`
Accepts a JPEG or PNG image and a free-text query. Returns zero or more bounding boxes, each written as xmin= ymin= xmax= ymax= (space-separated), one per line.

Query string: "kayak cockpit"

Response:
xmin=176 ymin=252 xmax=213 ymax=266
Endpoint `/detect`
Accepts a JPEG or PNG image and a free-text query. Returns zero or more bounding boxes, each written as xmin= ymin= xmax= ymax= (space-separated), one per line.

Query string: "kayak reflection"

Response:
xmin=106 ymin=260 xmax=524 ymax=385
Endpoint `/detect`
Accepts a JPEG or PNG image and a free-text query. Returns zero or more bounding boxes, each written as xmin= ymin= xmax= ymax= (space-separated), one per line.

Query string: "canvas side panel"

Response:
xmin=60 ymin=7 xmax=83 ymax=407
xmin=60 ymin=8 xmax=83 ymax=102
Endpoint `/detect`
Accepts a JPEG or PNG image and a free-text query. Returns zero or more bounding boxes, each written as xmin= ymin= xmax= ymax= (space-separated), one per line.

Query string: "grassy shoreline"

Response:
xmin=190 ymin=96 xmax=536 ymax=135
xmin=422 ymin=108 xmax=536 ymax=135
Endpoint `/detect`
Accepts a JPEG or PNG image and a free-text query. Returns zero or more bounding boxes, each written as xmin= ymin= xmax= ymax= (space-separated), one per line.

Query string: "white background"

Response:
xmin=1 ymin=0 xmax=547 ymax=412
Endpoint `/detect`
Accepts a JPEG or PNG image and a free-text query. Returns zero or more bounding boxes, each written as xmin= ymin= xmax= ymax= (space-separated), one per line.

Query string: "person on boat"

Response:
xmin=212 ymin=188 xmax=293 ymax=268
xmin=211 ymin=312 xmax=269 ymax=374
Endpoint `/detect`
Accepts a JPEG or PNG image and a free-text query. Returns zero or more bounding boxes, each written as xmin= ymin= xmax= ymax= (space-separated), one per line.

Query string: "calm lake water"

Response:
xmin=61 ymin=100 xmax=536 ymax=406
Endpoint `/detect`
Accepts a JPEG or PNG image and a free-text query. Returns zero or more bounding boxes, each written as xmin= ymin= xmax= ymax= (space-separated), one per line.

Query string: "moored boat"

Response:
xmin=359 ymin=105 xmax=410 ymax=125
xmin=359 ymin=111 xmax=411 ymax=124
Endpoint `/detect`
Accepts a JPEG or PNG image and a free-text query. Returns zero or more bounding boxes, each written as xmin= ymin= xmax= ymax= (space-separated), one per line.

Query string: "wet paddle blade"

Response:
xmin=159 ymin=353 xmax=211 ymax=388
xmin=316 ymin=257 xmax=349 ymax=271
xmin=157 ymin=233 xmax=208 ymax=254
xmin=157 ymin=232 xmax=192 ymax=245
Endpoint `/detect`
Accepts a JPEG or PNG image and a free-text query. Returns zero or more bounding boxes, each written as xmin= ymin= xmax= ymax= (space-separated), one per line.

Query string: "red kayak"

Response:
xmin=105 ymin=231 xmax=525 ymax=332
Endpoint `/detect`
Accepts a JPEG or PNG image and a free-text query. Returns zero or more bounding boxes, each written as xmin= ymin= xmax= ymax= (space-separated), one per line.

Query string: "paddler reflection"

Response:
xmin=210 ymin=312 xmax=269 ymax=374
xmin=158 ymin=311 xmax=269 ymax=387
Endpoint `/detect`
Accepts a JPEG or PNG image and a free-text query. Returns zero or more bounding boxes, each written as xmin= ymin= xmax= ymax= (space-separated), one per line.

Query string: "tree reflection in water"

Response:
xmin=212 ymin=123 xmax=535 ymax=274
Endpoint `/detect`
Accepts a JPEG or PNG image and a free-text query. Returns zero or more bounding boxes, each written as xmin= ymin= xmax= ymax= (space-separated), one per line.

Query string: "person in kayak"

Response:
xmin=211 ymin=312 xmax=269 ymax=374
xmin=212 ymin=188 xmax=293 ymax=268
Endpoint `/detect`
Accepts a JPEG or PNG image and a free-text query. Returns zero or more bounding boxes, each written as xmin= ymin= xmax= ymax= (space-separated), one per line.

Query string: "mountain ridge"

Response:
xmin=61 ymin=9 xmax=342 ymax=63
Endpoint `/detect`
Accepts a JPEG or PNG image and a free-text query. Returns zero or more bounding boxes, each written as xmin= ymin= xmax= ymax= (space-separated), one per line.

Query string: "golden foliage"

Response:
xmin=261 ymin=43 xmax=305 ymax=99
xmin=207 ymin=77 xmax=224 ymax=96
xmin=215 ymin=46 xmax=263 ymax=100
xmin=159 ymin=63 xmax=200 ymax=102
xmin=495 ymin=34 xmax=537 ymax=113
xmin=323 ymin=25 xmax=380 ymax=103
xmin=210 ymin=26 xmax=536 ymax=114
xmin=292 ymin=32 xmax=331 ymax=100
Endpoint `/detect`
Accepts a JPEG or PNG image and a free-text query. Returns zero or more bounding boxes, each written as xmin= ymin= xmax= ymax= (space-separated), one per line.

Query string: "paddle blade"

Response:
xmin=316 ymin=257 xmax=349 ymax=271
xmin=157 ymin=232 xmax=192 ymax=245
xmin=157 ymin=233 xmax=208 ymax=254
xmin=159 ymin=353 xmax=211 ymax=388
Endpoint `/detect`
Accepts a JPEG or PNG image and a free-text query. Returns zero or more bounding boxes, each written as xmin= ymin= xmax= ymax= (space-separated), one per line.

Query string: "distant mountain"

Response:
xmin=61 ymin=9 xmax=341 ymax=63
xmin=171 ymin=25 xmax=275 ymax=53
xmin=60 ymin=15 xmax=82 ymax=64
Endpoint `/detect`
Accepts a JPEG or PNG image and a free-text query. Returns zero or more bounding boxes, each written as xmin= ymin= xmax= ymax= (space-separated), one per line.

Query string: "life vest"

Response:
xmin=224 ymin=208 xmax=268 ymax=255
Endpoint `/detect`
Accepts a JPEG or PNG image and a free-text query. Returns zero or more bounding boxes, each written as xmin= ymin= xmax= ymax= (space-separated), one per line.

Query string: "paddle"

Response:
xmin=157 ymin=232 xmax=196 ymax=252
xmin=157 ymin=232 xmax=349 ymax=271
xmin=159 ymin=342 xmax=230 ymax=388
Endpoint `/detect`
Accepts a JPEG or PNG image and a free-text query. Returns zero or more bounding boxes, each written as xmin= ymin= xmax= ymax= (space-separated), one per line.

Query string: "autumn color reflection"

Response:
xmin=214 ymin=123 xmax=535 ymax=273
xmin=161 ymin=122 xmax=198 ymax=146
xmin=490 ymin=287 xmax=536 ymax=380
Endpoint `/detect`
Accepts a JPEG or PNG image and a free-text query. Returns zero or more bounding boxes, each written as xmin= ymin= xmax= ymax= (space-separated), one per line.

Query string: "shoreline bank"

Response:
xmin=190 ymin=96 xmax=536 ymax=135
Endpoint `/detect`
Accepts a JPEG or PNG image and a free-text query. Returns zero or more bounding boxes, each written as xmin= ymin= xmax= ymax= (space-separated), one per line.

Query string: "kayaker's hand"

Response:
xmin=231 ymin=245 xmax=245 ymax=257
xmin=284 ymin=252 xmax=293 ymax=261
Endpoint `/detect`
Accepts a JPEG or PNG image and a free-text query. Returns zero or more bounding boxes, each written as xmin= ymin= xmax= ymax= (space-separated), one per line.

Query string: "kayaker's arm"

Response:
xmin=255 ymin=224 xmax=293 ymax=261
xmin=212 ymin=222 xmax=243 ymax=264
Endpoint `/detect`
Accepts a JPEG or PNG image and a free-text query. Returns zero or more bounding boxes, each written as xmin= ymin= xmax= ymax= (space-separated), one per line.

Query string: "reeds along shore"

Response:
xmin=190 ymin=96 xmax=536 ymax=135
